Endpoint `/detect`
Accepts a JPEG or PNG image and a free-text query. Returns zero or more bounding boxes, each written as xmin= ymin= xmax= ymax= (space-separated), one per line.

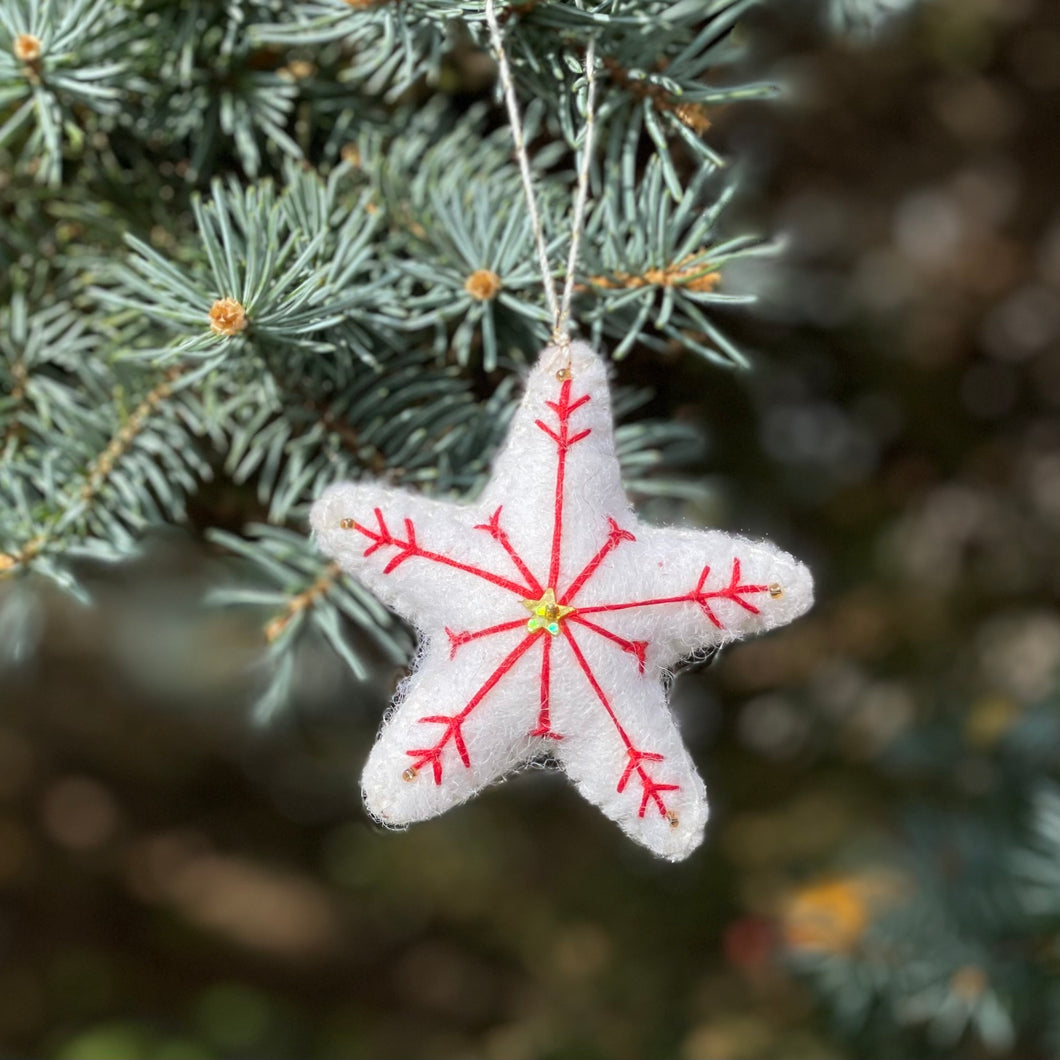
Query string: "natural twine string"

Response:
xmin=558 ymin=26 xmax=597 ymax=343
xmin=483 ymin=0 xmax=598 ymax=349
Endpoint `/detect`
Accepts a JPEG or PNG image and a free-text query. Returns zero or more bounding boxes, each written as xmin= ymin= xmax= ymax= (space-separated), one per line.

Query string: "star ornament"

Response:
xmin=311 ymin=342 xmax=813 ymax=860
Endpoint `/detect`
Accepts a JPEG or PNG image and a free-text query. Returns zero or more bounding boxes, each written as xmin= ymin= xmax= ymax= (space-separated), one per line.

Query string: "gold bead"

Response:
xmin=666 ymin=811 xmax=679 ymax=828
xmin=402 ymin=767 xmax=418 ymax=782
xmin=556 ymin=366 xmax=572 ymax=381
xmin=769 ymin=583 xmax=783 ymax=599
xmin=339 ymin=518 xmax=356 ymax=530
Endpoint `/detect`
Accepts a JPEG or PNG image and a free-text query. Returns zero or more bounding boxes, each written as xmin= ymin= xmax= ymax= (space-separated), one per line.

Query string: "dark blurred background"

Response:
xmin=2 ymin=0 xmax=1057 ymax=1057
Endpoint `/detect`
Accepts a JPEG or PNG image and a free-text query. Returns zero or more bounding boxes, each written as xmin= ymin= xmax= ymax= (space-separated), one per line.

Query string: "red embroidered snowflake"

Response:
xmin=312 ymin=342 xmax=812 ymax=859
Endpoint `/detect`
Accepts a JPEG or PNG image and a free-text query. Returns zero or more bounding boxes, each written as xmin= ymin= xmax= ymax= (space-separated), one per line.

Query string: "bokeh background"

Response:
xmin=2 ymin=0 xmax=1057 ymax=1057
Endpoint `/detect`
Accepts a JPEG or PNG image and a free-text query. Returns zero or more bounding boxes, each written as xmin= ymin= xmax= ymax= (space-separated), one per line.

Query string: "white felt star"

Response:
xmin=311 ymin=342 xmax=813 ymax=860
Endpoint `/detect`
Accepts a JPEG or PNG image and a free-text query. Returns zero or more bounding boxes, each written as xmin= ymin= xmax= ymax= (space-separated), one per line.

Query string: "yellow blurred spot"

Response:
xmin=950 ymin=964 xmax=988 ymax=1001
xmin=781 ymin=872 xmax=901 ymax=955
xmin=682 ymin=1016 xmax=772 ymax=1060
xmin=965 ymin=696 xmax=1020 ymax=748
xmin=281 ymin=60 xmax=316 ymax=80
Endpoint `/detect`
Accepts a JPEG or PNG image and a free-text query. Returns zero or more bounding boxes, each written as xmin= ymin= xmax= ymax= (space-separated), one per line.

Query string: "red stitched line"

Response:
xmin=407 ymin=631 xmax=540 ymax=784
xmin=575 ymin=558 xmax=769 ymax=627
xmin=445 ymin=618 xmax=527 ymax=659
xmin=548 ymin=392 xmax=590 ymax=416
xmin=711 ymin=557 xmax=769 ymax=612
xmin=474 ymin=506 xmax=543 ymax=596
xmin=617 ymin=748 xmax=662 ymax=792
xmin=355 ymin=508 xmax=534 ymax=597
xmin=578 ymin=593 xmax=701 ymax=615
xmin=562 ymin=625 xmax=678 ymax=818
xmin=416 ymin=550 xmax=535 ymax=597
xmin=535 ymin=421 xmax=561 ymax=445
xmin=549 ymin=432 xmax=568 ymax=589
xmin=562 ymin=625 xmax=633 ymax=751
xmin=535 ymin=378 xmax=592 ymax=590
xmin=530 ymin=632 xmax=562 ymax=738
xmin=547 ymin=379 xmax=571 ymax=589
xmin=560 ymin=516 xmax=636 ymax=604
xmin=568 ymin=615 xmax=647 ymax=674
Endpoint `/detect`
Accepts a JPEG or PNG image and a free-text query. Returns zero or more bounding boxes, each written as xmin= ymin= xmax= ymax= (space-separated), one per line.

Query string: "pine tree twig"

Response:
xmin=584 ymin=253 xmax=721 ymax=293
xmin=580 ymin=158 xmax=769 ymax=363
xmin=263 ymin=562 xmax=341 ymax=643
xmin=0 ymin=535 xmax=44 ymax=574
xmin=2 ymin=0 xmax=772 ymax=713
xmin=0 ymin=0 xmax=129 ymax=185
xmin=2 ymin=360 xmax=29 ymax=447
xmin=78 ymin=368 xmax=182 ymax=507
xmin=300 ymin=394 xmax=388 ymax=476
xmin=2 ymin=364 xmax=193 ymax=581
xmin=602 ymin=56 xmax=712 ymax=135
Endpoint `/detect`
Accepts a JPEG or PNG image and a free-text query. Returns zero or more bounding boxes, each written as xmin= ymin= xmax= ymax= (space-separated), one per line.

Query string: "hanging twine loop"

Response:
xmin=483 ymin=0 xmax=598 ymax=356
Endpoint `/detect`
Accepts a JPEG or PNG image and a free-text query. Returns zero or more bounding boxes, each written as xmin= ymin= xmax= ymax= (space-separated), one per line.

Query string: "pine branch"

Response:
xmin=0 ymin=0 xmax=132 ymax=184
xmin=582 ymin=158 xmax=776 ymax=363
xmin=6 ymin=0 xmax=772 ymax=710
xmin=206 ymin=524 xmax=412 ymax=722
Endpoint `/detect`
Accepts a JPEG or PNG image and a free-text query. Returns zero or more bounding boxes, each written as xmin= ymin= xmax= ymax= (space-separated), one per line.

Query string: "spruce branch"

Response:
xmin=1011 ymin=785 xmax=1060 ymax=918
xmin=581 ymin=158 xmax=776 ymax=364
xmin=502 ymin=0 xmax=777 ymax=180
xmin=218 ymin=346 xmax=484 ymax=524
xmin=250 ymin=0 xmax=476 ymax=99
xmin=98 ymin=171 xmax=389 ymax=362
xmin=207 ymin=524 xmax=412 ymax=722
xmin=386 ymin=155 xmax=556 ymax=370
xmin=5 ymin=1 xmax=772 ymax=712
xmin=0 ymin=295 xmax=99 ymax=455
xmin=122 ymin=1 xmax=305 ymax=179
xmin=1 ymin=362 xmax=208 ymax=597
xmin=0 ymin=0 xmax=130 ymax=185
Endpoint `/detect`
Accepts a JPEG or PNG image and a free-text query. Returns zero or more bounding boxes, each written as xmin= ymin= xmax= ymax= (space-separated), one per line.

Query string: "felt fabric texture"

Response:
xmin=311 ymin=342 xmax=813 ymax=860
